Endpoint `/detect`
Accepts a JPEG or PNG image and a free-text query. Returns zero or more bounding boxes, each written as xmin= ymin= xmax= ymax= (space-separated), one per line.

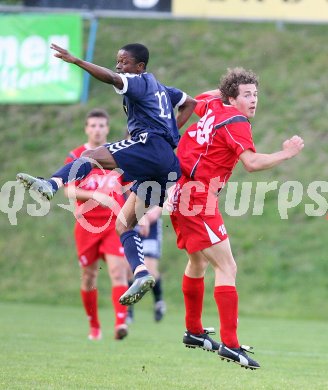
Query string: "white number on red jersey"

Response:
xmin=218 ymin=224 xmax=227 ymax=236
xmin=188 ymin=109 xmax=215 ymax=145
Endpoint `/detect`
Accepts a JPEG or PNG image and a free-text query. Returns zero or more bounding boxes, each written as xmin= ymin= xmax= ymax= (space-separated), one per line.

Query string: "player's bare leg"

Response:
xmin=81 ymin=145 xmax=117 ymax=170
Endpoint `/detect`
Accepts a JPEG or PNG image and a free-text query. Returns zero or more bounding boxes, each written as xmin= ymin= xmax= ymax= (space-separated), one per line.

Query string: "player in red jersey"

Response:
xmin=64 ymin=109 xmax=129 ymax=341
xmin=169 ymin=68 xmax=304 ymax=369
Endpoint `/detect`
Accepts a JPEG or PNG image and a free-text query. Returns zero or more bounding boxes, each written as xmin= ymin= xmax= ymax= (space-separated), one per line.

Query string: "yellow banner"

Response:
xmin=173 ymin=0 xmax=328 ymax=22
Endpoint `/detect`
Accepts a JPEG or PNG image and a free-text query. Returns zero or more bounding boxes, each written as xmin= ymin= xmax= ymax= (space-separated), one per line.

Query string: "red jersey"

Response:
xmin=65 ymin=144 xmax=126 ymax=220
xmin=177 ymin=93 xmax=256 ymax=191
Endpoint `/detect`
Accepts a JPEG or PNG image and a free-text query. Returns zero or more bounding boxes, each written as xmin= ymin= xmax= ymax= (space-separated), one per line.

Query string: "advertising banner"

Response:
xmin=173 ymin=0 xmax=328 ymax=23
xmin=0 ymin=14 xmax=82 ymax=104
xmin=24 ymin=0 xmax=172 ymax=12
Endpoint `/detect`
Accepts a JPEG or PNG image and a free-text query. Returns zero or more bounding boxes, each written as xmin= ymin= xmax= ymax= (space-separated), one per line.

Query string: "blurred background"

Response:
xmin=0 ymin=0 xmax=327 ymax=320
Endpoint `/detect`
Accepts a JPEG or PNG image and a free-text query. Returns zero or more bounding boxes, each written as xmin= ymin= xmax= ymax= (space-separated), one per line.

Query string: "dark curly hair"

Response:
xmin=219 ymin=67 xmax=259 ymax=104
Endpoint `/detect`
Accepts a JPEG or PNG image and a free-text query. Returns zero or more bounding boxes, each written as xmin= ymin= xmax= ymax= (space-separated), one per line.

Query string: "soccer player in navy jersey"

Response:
xmin=16 ymin=43 xmax=196 ymax=306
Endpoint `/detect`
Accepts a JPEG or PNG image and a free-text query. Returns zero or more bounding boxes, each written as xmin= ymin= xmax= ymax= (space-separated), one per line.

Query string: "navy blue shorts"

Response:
xmin=105 ymin=133 xmax=181 ymax=206
xmin=135 ymin=219 xmax=162 ymax=259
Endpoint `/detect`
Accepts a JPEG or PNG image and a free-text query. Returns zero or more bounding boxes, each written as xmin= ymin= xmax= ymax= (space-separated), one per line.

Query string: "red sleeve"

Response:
xmin=224 ymin=122 xmax=256 ymax=157
xmin=64 ymin=151 xmax=77 ymax=165
xmin=194 ymin=93 xmax=222 ymax=118
xmin=193 ymin=93 xmax=212 ymax=117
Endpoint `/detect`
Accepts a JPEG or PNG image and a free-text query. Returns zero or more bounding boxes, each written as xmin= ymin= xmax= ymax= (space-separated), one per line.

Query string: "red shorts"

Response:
xmin=74 ymin=219 xmax=124 ymax=267
xmin=169 ymin=177 xmax=228 ymax=253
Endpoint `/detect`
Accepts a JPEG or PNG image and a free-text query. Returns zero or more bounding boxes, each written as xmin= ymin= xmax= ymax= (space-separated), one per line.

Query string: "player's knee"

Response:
xmin=190 ymin=257 xmax=208 ymax=272
xmin=230 ymin=261 xmax=237 ymax=278
xmin=187 ymin=257 xmax=208 ymax=277
xmin=214 ymin=257 xmax=237 ymax=279
xmin=79 ymin=150 xmax=98 ymax=168
xmin=82 ymin=267 xmax=98 ymax=288
xmin=115 ymin=220 xmax=124 ymax=236
xmin=82 ymin=147 xmax=106 ymax=160
xmin=115 ymin=218 xmax=132 ymax=236
xmin=81 ymin=149 xmax=96 ymax=159
xmin=224 ymin=260 xmax=237 ymax=280
xmin=110 ymin=267 xmax=126 ymax=285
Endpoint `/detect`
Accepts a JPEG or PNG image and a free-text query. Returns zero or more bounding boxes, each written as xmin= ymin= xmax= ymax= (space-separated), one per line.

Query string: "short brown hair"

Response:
xmin=219 ymin=67 xmax=259 ymax=104
xmin=85 ymin=108 xmax=110 ymax=124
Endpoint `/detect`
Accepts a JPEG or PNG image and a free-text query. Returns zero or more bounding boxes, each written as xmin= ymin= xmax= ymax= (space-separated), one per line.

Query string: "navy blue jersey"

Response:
xmin=114 ymin=72 xmax=186 ymax=148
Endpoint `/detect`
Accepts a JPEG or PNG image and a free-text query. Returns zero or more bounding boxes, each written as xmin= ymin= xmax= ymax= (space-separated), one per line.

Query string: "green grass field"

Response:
xmin=1 ymin=301 xmax=327 ymax=390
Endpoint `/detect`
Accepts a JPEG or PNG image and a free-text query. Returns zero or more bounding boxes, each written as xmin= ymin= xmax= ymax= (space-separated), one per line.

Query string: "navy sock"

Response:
xmin=120 ymin=231 xmax=149 ymax=275
xmin=135 ymin=270 xmax=149 ymax=279
xmin=48 ymin=179 xmax=59 ymax=192
xmin=51 ymin=158 xmax=93 ymax=185
xmin=153 ymin=278 xmax=163 ymax=302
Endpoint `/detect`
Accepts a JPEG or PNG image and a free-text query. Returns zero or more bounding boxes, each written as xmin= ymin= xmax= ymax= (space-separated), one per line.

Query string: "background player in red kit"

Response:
xmin=64 ymin=109 xmax=129 ymax=341
xmin=169 ymin=68 xmax=304 ymax=369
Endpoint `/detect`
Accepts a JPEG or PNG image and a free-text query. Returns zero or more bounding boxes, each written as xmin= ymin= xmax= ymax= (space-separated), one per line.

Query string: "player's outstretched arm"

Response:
xmin=50 ymin=43 xmax=124 ymax=89
xmin=176 ymin=96 xmax=197 ymax=129
xmin=240 ymin=135 xmax=304 ymax=172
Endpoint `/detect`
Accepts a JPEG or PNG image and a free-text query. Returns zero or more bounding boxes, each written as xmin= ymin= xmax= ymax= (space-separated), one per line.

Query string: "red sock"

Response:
xmin=112 ymin=285 xmax=128 ymax=327
xmin=214 ymin=285 xmax=239 ymax=348
xmin=182 ymin=274 xmax=204 ymax=334
xmin=80 ymin=289 xmax=100 ymax=329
